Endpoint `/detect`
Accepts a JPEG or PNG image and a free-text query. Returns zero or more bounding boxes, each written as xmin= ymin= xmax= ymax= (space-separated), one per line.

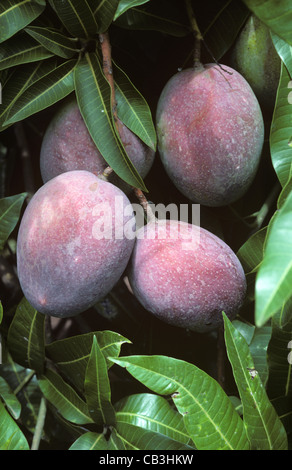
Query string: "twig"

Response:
xmin=31 ymin=396 xmax=47 ymax=450
xmin=185 ymin=0 xmax=203 ymax=68
xmin=133 ymin=187 xmax=155 ymax=223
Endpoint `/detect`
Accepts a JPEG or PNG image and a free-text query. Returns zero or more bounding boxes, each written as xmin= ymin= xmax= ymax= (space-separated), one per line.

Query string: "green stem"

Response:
xmin=13 ymin=370 xmax=35 ymax=395
xmin=185 ymin=0 xmax=203 ymax=68
xmin=31 ymin=396 xmax=47 ymax=451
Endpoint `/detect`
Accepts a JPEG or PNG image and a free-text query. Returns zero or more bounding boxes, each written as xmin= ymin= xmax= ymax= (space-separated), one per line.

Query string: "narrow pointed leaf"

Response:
xmin=114 ymin=0 xmax=150 ymax=20
xmin=270 ymin=62 xmax=292 ymax=188
xmin=255 ymin=189 xmax=292 ymax=327
xmin=0 ymin=376 xmax=21 ymax=419
xmin=49 ymin=0 xmax=98 ymax=38
xmin=7 ymin=297 xmax=45 ymax=374
xmin=38 ymin=369 xmax=93 ymax=425
xmin=46 ymin=330 xmax=130 ymax=393
xmin=0 ymin=0 xmax=46 ymax=44
xmin=5 ymin=59 xmax=76 ymax=125
xmin=242 ymin=0 xmax=292 ymax=46
xmin=0 ymin=33 xmax=53 ymax=71
xmin=84 ymin=335 xmax=115 ymax=426
xmin=115 ymin=393 xmax=194 ymax=446
xmin=88 ymin=0 xmax=119 ymax=32
xmin=271 ymin=32 xmax=292 ymax=77
xmin=25 ymin=26 xmax=79 ymax=59
xmin=237 ymin=226 xmax=268 ymax=274
xmin=114 ymin=62 xmax=156 ymax=150
xmin=0 ymin=192 xmax=27 ymax=248
xmin=69 ymin=431 xmax=117 ymax=450
xmin=223 ymin=313 xmax=288 ymax=450
xmin=111 ymin=355 xmax=249 ymax=450
xmin=74 ymin=52 xmax=147 ymax=190
xmin=0 ymin=400 xmax=29 ymax=450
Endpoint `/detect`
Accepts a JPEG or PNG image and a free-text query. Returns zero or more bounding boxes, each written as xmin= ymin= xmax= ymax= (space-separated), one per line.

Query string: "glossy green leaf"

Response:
xmin=242 ymin=0 xmax=292 ymax=46
xmin=114 ymin=0 xmax=150 ymax=20
xmin=271 ymin=32 xmax=292 ymax=76
xmin=255 ymin=190 xmax=292 ymax=327
xmin=115 ymin=393 xmax=194 ymax=446
xmin=267 ymin=309 xmax=292 ymax=399
xmin=74 ymin=52 xmax=147 ymax=190
xmin=0 ymin=59 xmax=58 ymax=131
xmin=223 ymin=313 xmax=288 ymax=450
xmin=7 ymin=297 xmax=45 ymax=374
xmin=88 ymin=0 xmax=119 ymax=32
xmin=84 ymin=335 xmax=116 ymax=426
xmin=25 ymin=26 xmax=79 ymax=59
xmin=0 ymin=0 xmax=46 ymax=44
xmin=46 ymin=330 xmax=130 ymax=393
xmin=0 ymin=399 xmax=29 ymax=450
xmin=38 ymin=369 xmax=93 ymax=425
xmin=49 ymin=0 xmax=98 ymax=38
xmin=116 ymin=422 xmax=195 ymax=451
xmin=237 ymin=226 xmax=268 ymax=274
xmin=270 ymin=62 xmax=292 ymax=188
xmin=69 ymin=431 xmax=118 ymax=450
xmin=111 ymin=355 xmax=249 ymax=450
xmin=0 ymin=376 xmax=21 ymax=419
xmin=114 ymin=62 xmax=156 ymax=150
xmin=5 ymin=59 xmax=76 ymax=126
xmin=0 ymin=32 xmax=53 ymax=71
xmin=0 ymin=192 xmax=27 ymax=249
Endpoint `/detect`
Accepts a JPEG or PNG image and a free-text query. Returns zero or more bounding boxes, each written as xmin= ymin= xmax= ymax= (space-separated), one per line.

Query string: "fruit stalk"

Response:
xmin=185 ymin=0 xmax=203 ymax=68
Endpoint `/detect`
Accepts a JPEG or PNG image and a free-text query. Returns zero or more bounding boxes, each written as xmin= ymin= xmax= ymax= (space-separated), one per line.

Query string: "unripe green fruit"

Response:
xmin=127 ymin=219 xmax=246 ymax=333
xmin=231 ymin=15 xmax=281 ymax=110
xmin=156 ymin=64 xmax=264 ymax=207
xmin=17 ymin=170 xmax=136 ymax=318
xmin=40 ymin=98 xmax=155 ymax=192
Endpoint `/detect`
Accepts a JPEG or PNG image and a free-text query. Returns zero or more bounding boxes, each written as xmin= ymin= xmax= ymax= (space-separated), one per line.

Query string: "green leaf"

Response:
xmin=46 ymin=330 xmax=130 ymax=393
xmin=111 ymin=355 xmax=249 ymax=450
xmin=0 ymin=0 xmax=46 ymax=44
xmin=270 ymin=62 xmax=292 ymax=188
xmin=0 ymin=192 xmax=27 ymax=249
xmin=115 ymin=422 xmax=195 ymax=451
xmin=0 ymin=376 xmax=21 ymax=420
xmin=38 ymin=369 xmax=93 ymax=425
xmin=74 ymin=52 xmax=147 ymax=190
xmin=0 ymin=32 xmax=53 ymax=71
xmin=88 ymin=0 xmax=119 ymax=33
xmin=114 ymin=0 xmax=150 ymax=20
xmin=255 ymin=190 xmax=292 ymax=327
xmin=4 ymin=59 xmax=76 ymax=126
xmin=84 ymin=335 xmax=116 ymax=426
xmin=271 ymin=32 xmax=292 ymax=77
xmin=69 ymin=431 xmax=117 ymax=450
xmin=223 ymin=313 xmax=288 ymax=450
xmin=25 ymin=26 xmax=80 ymax=59
xmin=49 ymin=0 xmax=98 ymax=38
xmin=0 ymin=59 xmax=58 ymax=131
xmin=115 ymin=393 xmax=194 ymax=446
xmin=0 ymin=399 xmax=29 ymax=450
xmin=242 ymin=0 xmax=292 ymax=46
xmin=113 ymin=62 xmax=156 ymax=151
xmin=237 ymin=225 xmax=268 ymax=274
xmin=267 ymin=309 xmax=292 ymax=399
xmin=7 ymin=297 xmax=45 ymax=374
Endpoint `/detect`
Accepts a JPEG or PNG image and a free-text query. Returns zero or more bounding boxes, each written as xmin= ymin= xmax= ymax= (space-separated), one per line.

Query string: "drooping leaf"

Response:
xmin=111 ymin=355 xmax=249 ymax=450
xmin=0 ymin=0 xmax=46 ymax=44
xmin=270 ymin=61 xmax=292 ymax=188
xmin=0 ymin=376 xmax=21 ymax=420
xmin=242 ymin=0 xmax=292 ymax=46
xmin=223 ymin=313 xmax=288 ymax=450
xmin=115 ymin=393 xmax=194 ymax=446
xmin=0 ymin=192 xmax=27 ymax=249
xmin=114 ymin=0 xmax=150 ymax=20
xmin=7 ymin=297 xmax=45 ymax=374
xmin=69 ymin=431 xmax=119 ymax=450
xmin=74 ymin=52 xmax=147 ymax=190
xmin=113 ymin=61 xmax=156 ymax=151
xmin=25 ymin=26 xmax=80 ymax=59
xmin=46 ymin=330 xmax=130 ymax=393
xmin=0 ymin=32 xmax=53 ymax=71
xmin=255 ymin=189 xmax=292 ymax=327
xmin=49 ymin=0 xmax=98 ymax=38
xmin=38 ymin=369 xmax=93 ymax=425
xmin=0 ymin=399 xmax=29 ymax=450
xmin=84 ymin=335 xmax=116 ymax=426
xmin=88 ymin=0 xmax=119 ymax=33
xmin=271 ymin=32 xmax=292 ymax=77
xmin=4 ymin=59 xmax=76 ymax=126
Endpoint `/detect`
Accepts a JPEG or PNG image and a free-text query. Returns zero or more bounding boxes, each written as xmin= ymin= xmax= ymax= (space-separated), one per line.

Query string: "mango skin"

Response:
xmin=231 ymin=15 xmax=281 ymax=111
xmin=127 ymin=220 xmax=246 ymax=333
xmin=17 ymin=170 xmax=136 ymax=318
xmin=156 ymin=64 xmax=264 ymax=207
xmin=40 ymin=98 xmax=155 ymax=192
